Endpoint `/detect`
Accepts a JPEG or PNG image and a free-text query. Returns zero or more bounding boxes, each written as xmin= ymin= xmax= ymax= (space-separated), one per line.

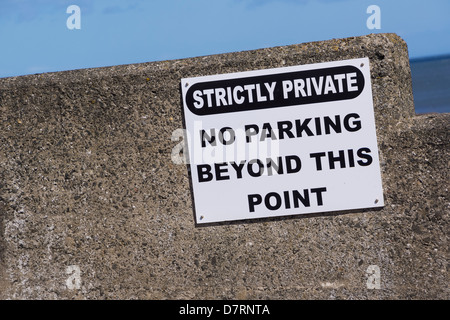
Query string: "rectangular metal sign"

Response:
xmin=181 ymin=58 xmax=384 ymax=224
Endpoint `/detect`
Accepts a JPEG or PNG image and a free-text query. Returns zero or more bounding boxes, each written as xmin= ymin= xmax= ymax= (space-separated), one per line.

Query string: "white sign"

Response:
xmin=181 ymin=57 xmax=384 ymax=224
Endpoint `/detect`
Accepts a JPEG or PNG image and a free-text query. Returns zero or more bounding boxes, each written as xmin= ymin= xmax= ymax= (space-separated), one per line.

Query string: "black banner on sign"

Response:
xmin=185 ymin=65 xmax=365 ymax=116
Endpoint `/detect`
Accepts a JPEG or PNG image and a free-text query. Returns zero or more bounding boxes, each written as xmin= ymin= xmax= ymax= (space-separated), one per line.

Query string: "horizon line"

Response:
xmin=410 ymin=53 xmax=450 ymax=63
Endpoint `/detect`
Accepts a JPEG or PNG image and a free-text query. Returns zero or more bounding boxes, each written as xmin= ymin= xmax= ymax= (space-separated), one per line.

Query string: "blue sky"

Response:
xmin=0 ymin=0 xmax=449 ymax=78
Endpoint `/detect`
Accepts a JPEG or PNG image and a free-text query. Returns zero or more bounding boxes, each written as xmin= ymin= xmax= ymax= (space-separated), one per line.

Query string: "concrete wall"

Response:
xmin=0 ymin=33 xmax=448 ymax=299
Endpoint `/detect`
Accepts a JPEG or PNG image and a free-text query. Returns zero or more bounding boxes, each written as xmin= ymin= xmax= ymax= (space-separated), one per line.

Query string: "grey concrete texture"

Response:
xmin=0 ymin=33 xmax=448 ymax=299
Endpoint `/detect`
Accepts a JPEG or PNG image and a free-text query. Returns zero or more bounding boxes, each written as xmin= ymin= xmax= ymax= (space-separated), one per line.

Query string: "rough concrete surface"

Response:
xmin=0 ymin=33 xmax=448 ymax=299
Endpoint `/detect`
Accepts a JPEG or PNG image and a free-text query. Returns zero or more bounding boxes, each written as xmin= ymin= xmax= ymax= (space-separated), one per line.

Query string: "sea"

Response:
xmin=410 ymin=55 xmax=450 ymax=114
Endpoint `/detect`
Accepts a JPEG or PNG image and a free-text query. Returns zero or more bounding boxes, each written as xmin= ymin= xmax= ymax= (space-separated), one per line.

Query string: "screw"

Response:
xmin=360 ymin=63 xmax=364 ymax=67
xmin=374 ymin=199 xmax=379 ymax=204
xmin=200 ymin=215 xmax=204 ymax=220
